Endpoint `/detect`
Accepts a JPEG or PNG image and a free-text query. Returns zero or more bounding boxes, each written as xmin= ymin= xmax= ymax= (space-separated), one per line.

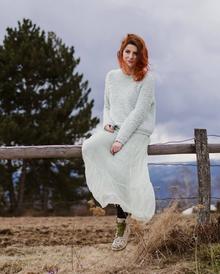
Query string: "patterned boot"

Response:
xmin=111 ymin=217 xmax=130 ymax=251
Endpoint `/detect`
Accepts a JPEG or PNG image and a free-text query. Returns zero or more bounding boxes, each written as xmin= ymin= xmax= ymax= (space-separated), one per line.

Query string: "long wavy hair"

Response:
xmin=117 ymin=33 xmax=150 ymax=81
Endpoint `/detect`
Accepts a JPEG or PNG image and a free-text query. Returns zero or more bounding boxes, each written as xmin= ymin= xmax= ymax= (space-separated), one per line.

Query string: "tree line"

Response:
xmin=0 ymin=18 xmax=99 ymax=215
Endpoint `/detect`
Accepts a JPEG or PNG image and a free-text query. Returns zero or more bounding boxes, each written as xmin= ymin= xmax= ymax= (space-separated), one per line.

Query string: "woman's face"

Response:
xmin=122 ymin=44 xmax=138 ymax=70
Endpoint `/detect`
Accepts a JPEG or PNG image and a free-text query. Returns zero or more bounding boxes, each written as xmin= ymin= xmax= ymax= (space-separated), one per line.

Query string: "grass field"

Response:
xmin=0 ymin=207 xmax=220 ymax=274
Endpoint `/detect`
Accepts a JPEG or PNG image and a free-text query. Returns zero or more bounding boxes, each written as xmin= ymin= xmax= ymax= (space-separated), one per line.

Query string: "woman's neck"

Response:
xmin=124 ymin=68 xmax=134 ymax=76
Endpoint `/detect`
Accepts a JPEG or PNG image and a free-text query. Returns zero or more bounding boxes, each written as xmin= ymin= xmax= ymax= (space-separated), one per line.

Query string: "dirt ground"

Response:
xmin=0 ymin=216 xmax=193 ymax=274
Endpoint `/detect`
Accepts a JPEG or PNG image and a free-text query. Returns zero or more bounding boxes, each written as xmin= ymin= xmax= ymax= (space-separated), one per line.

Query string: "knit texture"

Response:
xmin=103 ymin=68 xmax=156 ymax=145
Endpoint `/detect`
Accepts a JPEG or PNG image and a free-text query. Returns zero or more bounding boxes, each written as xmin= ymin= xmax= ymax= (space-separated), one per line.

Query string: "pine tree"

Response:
xmin=0 ymin=18 xmax=99 ymax=214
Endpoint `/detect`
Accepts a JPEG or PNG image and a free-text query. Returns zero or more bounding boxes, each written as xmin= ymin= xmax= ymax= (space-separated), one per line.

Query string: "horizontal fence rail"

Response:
xmin=0 ymin=128 xmax=219 ymax=225
xmin=0 ymin=144 xmax=220 ymax=159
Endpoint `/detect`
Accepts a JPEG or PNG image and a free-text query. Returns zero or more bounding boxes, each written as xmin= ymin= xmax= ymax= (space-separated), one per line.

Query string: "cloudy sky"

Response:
xmin=1 ymin=0 xmax=220 ymax=162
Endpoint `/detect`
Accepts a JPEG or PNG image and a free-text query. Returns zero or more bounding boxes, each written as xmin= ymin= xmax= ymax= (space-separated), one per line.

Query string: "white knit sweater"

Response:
xmin=103 ymin=68 xmax=156 ymax=145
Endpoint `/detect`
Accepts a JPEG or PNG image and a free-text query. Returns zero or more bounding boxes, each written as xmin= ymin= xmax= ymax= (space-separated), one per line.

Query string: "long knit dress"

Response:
xmin=82 ymin=68 xmax=156 ymax=223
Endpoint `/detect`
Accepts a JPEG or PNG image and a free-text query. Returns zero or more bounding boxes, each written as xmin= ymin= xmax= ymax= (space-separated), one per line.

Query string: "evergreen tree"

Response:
xmin=0 ymin=18 xmax=99 ymax=214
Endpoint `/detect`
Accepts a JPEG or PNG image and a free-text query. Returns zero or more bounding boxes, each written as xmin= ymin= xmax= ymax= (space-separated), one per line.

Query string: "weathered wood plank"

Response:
xmin=0 ymin=143 xmax=219 ymax=159
xmin=195 ymin=129 xmax=211 ymax=224
xmin=0 ymin=145 xmax=82 ymax=159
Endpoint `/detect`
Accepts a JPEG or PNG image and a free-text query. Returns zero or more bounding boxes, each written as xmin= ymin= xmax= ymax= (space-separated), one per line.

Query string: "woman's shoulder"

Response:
xmin=106 ymin=68 xmax=120 ymax=77
xmin=141 ymin=70 xmax=156 ymax=85
xmin=105 ymin=68 xmax=121 ymax=83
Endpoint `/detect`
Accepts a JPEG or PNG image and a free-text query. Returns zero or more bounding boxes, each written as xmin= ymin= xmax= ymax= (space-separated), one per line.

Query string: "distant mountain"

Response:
xmin=148 ymin=159 xmax=220 ymax=209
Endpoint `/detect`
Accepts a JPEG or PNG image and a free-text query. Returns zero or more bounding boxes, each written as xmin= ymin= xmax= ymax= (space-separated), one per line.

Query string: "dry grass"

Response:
xmin=1 ymin=206 xmax=220 ymax=273
xmin=106 ymin=203 xmax=194 ymax=274
xmin=114 ymin=203 xmax=220 ymax=274
xmin=89 ymin=206 xmax=106 ymax=216
xmin=132 ymin=204 xmax=194 ymax=262
xmin=87 ymin=198 xmax=106 ymax=216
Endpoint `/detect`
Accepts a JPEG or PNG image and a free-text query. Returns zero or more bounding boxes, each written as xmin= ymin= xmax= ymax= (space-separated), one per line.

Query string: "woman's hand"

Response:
xmin=104 ymin=125 xmax=123 ymax=154
xmin=104 ymin=124 xmax=114 ymax=133
xmin=110 ymin=141 xmax=123 ymax=155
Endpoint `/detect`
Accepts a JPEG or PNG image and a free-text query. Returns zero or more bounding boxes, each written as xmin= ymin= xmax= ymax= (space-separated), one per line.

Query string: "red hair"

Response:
xmin=117 ymin=33 xmax=150 ymax=81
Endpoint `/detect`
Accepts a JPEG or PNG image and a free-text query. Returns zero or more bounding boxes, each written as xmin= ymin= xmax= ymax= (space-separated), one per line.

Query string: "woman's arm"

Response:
xmin=103 ymin=71 xmax=115 ymax=129
xmin=115 ymin=73 xmax=155 ymax=145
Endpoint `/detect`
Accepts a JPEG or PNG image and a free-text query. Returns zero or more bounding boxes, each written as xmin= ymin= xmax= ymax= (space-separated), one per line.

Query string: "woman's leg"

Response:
xmin=112 ymin=204 xmax=130 ymax=251
xmin=115 ymin=204 xmax=128 ymax=219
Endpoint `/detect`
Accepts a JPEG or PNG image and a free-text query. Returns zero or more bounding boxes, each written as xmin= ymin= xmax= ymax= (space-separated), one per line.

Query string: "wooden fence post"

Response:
xmin=194 ymin=128 xmax=211 ymax=224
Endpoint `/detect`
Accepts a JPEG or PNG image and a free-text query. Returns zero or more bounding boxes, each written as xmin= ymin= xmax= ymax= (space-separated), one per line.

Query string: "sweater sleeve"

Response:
xmin=115 ymin=73 xmax=155 ymax=145
xmin=102 ymin=71 xmax=115 ymax=129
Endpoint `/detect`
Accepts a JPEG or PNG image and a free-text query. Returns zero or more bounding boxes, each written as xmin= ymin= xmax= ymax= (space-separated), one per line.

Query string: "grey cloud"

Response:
xmin=0 ymin=0 xmax=220 ymax=147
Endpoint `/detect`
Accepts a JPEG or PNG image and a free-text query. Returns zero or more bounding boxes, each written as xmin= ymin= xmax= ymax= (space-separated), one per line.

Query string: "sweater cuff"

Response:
xmin=114 ymin=137 xmax=126 ymax=145
xmin=103 ymin=123 xmax=115 ymax=129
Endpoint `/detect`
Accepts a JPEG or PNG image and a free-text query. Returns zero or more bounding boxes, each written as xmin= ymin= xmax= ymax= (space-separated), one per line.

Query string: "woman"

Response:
xmin=82 ymin=33 xmax=156 ymax=251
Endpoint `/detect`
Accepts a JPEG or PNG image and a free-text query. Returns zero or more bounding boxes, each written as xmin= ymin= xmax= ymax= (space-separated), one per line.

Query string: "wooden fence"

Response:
xmin=0 ymin=128 xmax=219 ymax=224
